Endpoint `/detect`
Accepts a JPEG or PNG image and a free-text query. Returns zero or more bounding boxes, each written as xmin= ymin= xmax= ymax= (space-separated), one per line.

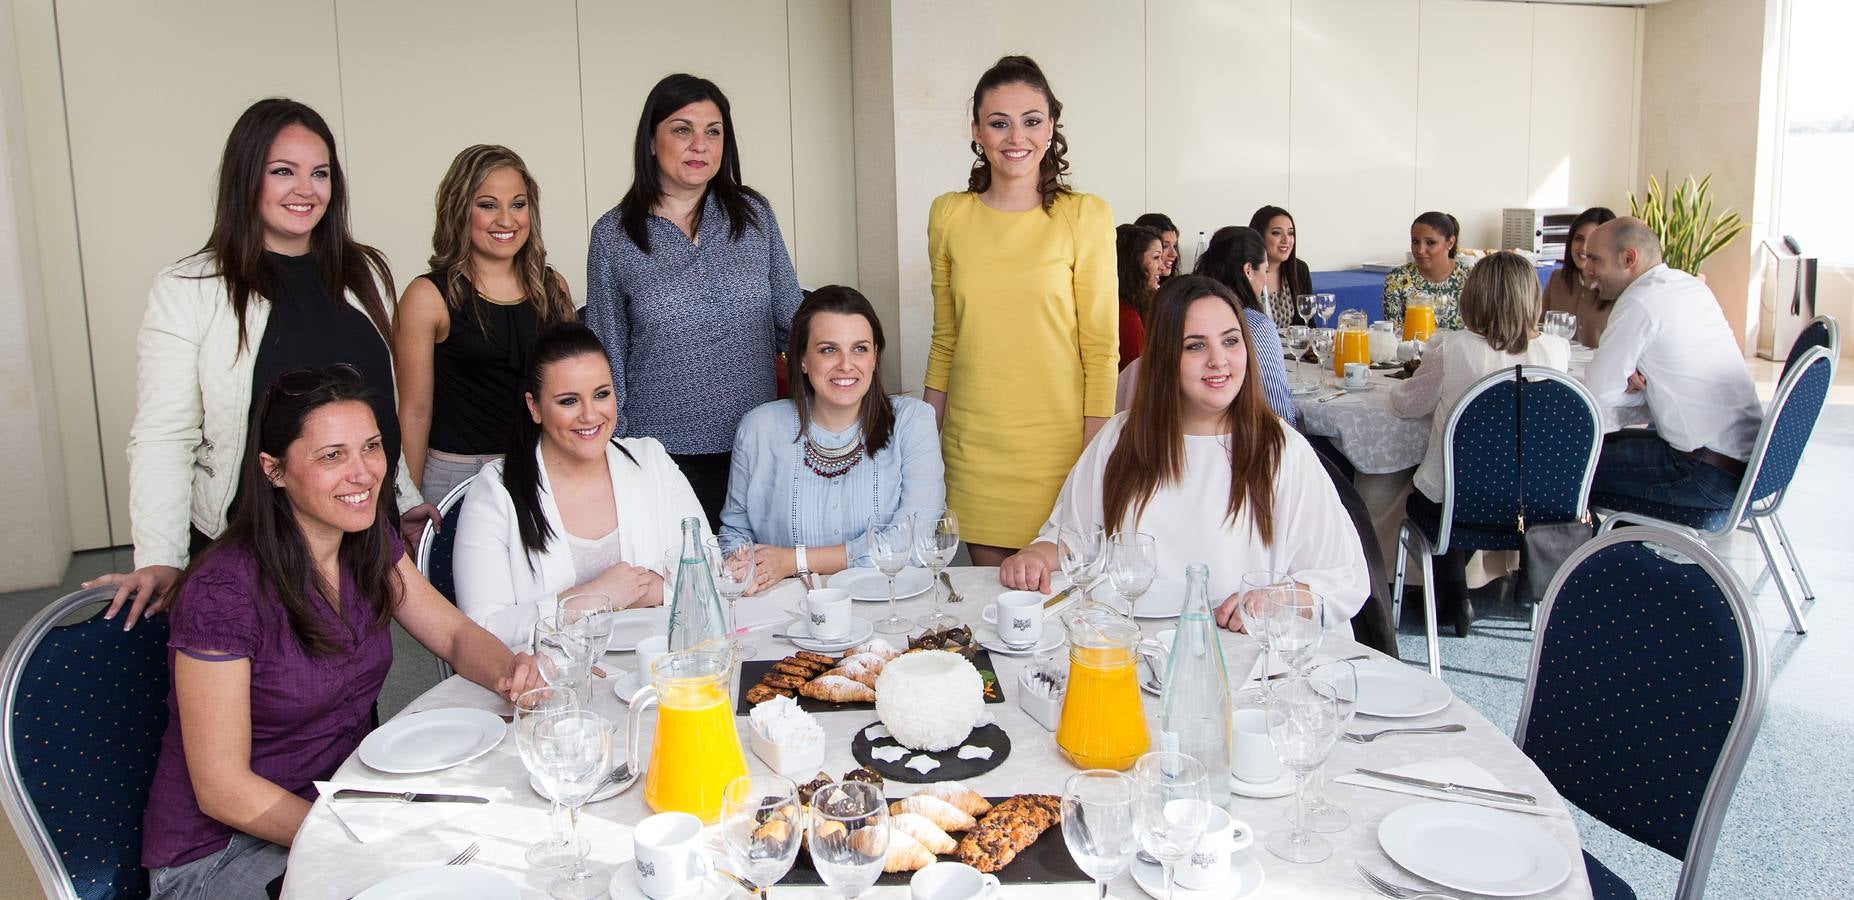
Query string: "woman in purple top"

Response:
xmin=142 ymin=366 xmax=540 ymax=898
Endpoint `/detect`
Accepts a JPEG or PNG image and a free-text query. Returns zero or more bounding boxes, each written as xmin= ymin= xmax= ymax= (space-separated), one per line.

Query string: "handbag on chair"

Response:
xmin=1514 ymin=365 xmax=1594 ymax=603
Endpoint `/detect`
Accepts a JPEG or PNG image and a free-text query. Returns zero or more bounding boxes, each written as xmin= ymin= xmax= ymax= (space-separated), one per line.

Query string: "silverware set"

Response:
xmin=446 ymin=841 xmax=481 ymax=866
xmin=1344 ymin=723 xmax=1466 ymax=743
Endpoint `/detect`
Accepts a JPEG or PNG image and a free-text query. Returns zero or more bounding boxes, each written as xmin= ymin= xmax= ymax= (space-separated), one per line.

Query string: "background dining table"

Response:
xmin=1308 ymin=265 xmax=1558 ymax=327
xmin=280 ymin=569 xmax=1594 ymax=899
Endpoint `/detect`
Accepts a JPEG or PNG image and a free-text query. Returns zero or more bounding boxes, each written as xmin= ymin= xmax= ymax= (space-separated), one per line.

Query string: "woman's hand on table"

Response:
xmin=1215 ymin=591 xmax=1255 ymax=632
xmin=591 ymin=563 xmax=661 ymax=608
xmin=998 ymin=549 xmax=1053 ymax=593
xmin=746 ymin=544 xmax=797 ymax=595
xmin=497 ymin=652 xmax=545 ymax=700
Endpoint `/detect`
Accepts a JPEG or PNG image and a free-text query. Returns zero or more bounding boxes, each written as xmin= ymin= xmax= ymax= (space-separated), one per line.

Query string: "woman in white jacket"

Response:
xmin=87 ymin=98 xmax=432 ymax=627
xmin=453 ymin=322 xmax=706 ymax=648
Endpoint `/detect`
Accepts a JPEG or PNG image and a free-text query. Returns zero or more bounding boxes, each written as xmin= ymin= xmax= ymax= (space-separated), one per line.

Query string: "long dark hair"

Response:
xmin=966 ymin=55 xmax=1072 ymax=211
xmin=1116 ymin=224 xmax=1162 ymax=320
xmin=1104 ymin=276 xmax=1284 ymax=545
xmin=1412 ymin=210 xmax=1461 ymax=258
xmin=504 ymin=323 xmax=635 ymax=559
xmin=1564 ymin=205 xmax=1618 ymax=303
xmin=1193 ymin=226 xmax=1268 ymax=315
xmin=195 ymin=98 xmax=394 ymax=352
xmin=182 ymin=366 xmax=401 ymax=657
xmin=616 ymin=74 xmax=764 ymax=254
xmin=1247 ymin=205 xmax=1305 ymax=298
xmin=786 ymin=286 xmax=897 ymax=456
xmin=1133 ymin=213 xmax=1177 ymax=236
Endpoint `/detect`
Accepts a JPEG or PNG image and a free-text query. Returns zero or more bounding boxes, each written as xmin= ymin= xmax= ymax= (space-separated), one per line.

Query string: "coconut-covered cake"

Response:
xmin=873 ymin=649 xmax=984 ymax=751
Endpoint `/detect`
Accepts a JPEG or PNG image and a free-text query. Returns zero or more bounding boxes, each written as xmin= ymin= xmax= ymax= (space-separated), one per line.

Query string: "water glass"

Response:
xmin=1265 ymin=587 xmax=1325 ymax=672
xmin=706 ymin=535 xmax=757 ymax=658
xmin=1315 ymin=292 xmax=1337 ymax=327
xmin=808 ymin=781 xmax=888 ymax=898
xmin=1133 ymin=751 xmax=1210 ymax=900
xmin=1283 ymin=325 xmax=1311 ymax=389
xmin=1295 ymin=293 xmax=1316 ymax=327
xmin=514 ymin=686 xmax=583 ymax=868
xmin=1299 ymin=659 xmax=1358 ymax=834
xmin=1310 ymin=329 xmax=1336 ymax=384
xmin=1236 ymin=570 xmax=1292 ymax=651
xmin=1106 ymin=532 xmax=1156 ymax=617
xmin=532 ymin=615 xmax=597 ymax=691
xmin=869 ymin=514 xmax=914 ymax=635
xmin=720 ymin=773 xmax=803 ymax=899
xmin=1264 ymin=674 xmax=1345 ymax=864
xmin=1062 ymin=769 xmax=1138 ymax=899
xmin=1057 ymin=522 xmax=1105 ymax=604
xmin=913 ymin=510 xmax=961 ymax=629
xmin=530 ymin=710 xmax=613 ymax=898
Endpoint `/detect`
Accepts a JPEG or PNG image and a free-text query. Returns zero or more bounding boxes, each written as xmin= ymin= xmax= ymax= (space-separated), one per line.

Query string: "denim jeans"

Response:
xmin=1592 ymin=430 xmax=1742 ymax=511
xmin=149 ymin=833 xmax=287 ymax=900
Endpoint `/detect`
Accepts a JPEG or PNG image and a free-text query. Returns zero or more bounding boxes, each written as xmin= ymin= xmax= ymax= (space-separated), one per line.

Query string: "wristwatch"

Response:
xmin=795 ymin=544 xmax=810 ymax=580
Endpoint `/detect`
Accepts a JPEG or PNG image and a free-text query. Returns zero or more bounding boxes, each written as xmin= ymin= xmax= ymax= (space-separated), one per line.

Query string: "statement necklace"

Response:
xmin=803 ymin=433 xmax=866 ymax=479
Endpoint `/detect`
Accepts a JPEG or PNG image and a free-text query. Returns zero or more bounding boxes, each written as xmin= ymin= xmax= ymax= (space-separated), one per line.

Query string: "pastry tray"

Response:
xmin=735 ymin=650 xmax=1006 ymax=715
xmin=778 ymin=794 xmax=1089 ymax=887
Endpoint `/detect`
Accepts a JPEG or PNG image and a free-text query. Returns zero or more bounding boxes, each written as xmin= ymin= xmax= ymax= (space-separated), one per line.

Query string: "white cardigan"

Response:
xmin=127 ymin=253 xmax=424 ymax=570
xmin=453 ymin=438 xmax=709 ymax=648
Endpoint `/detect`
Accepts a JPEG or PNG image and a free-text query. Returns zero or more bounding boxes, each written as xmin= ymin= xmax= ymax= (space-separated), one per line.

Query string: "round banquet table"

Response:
xmin=281 ymin=569 xmax=1593 ymax=899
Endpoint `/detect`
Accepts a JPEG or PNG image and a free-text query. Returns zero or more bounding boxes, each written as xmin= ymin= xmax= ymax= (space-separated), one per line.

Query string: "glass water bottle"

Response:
xmin=665 ymin=517 xmax=729 ymax=653
xmin=1158 ymin=563 xmax=1235 ymax=807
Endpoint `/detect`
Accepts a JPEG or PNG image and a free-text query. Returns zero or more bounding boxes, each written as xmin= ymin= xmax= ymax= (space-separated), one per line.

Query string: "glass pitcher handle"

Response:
xmin=626 ymin=685 xmax=658 ymax=777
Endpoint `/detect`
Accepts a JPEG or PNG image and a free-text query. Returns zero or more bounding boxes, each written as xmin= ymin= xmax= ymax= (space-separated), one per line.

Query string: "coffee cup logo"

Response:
xmin=636 ymin=860 xmax=656 ymax=878
xmin=810 ymin=612 xmax=827 ymax=626
xmin=1190 ymin=851 xmax=1215 ymax=867
xmin=1011 ymin=616 xmax=1033 ymax=631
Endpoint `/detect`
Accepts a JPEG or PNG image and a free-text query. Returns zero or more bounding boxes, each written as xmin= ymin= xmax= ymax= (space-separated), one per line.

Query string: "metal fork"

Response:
xmin=446 ymin=841 xmax=481 ymax=866
xmin=1344 ymin=723 xmax=1467 ymax=743
xmin=1356 ymin=862 xmax=1456 ymax=899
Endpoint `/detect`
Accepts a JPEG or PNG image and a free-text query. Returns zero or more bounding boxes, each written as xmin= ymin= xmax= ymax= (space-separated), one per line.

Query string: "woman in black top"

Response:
xmin=394 ymin=145 xmax=576 ymax=506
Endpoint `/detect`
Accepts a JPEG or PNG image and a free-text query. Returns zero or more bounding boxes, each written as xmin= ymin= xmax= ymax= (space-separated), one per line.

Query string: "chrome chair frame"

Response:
xmin=415 ymin=475 xmax=478 ymax=682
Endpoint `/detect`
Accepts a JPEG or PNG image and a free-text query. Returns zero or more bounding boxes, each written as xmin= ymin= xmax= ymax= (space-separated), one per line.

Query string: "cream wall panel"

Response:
xmin=787 ymin=0 xmax=860 ymax=290
xmin=1528 ymin=3 xmax=1639 ymax=212
xmin=335 ymin=0 xmax=588 ymax=303
xmin=1145 ymin=0 xmax=1292 ymax=258
xmin=849 ymin=0 xmax=903 ymax=387
xmin=1288 ymin=0 xmax=1419 ymax=269
xmin=1413 ymin=0 xmax=1531 ymax=251
xmin=56 ymin=0 xmax=345 ymax=546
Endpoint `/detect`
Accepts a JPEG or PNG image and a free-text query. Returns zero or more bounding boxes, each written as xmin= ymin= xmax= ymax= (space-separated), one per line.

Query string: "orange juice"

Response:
xmin=643 ymin=680 xmax=747 ymax=821
xmin=1403 ymin=303 xmax=1437 ymax=342
xmin=1056 ymin=644 xmax=1150 ymax=770
xmin=1334 ymin=329 xmax=1371 ymax=376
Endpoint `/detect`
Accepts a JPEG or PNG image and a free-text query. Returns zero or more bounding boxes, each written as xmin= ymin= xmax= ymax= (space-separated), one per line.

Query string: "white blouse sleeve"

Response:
xmin=1273 ymin=434 xmax=1370 ymax=629
xmin=452 ymin=468 xmax=557 ymax=648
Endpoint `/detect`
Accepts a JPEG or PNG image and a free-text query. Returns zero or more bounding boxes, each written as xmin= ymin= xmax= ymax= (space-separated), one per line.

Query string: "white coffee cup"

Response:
xmin=1175 ymin=807 xmax=1254 ymax=891
xmin=1230 ymin=706 xmax=1285 ymax=785
xmin=1343 ymin=361 xmax=1371 ymax=388
xmin=798 ymin=588 xmax=853 ymax=641
xmin=910 ymin=861 xmax=1002 ymax=899
xmin=634 ymin=635 xmax=669 ymax=689
xmin=632 ymin=811 xmax=713 ymax=897
xmin=982 ymin=590 xmax=1045 ymax=649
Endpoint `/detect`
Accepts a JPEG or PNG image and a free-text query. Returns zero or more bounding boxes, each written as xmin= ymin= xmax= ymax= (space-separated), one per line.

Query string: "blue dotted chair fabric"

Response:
xmin=1780 ymin=319 xmax=1833 ymax=380
xmin=1583 ymin=849 xmax=1639 ymax=900
xmin=1405 ymin=494 xmax=1524 ymax=551
xmin=1521 ymin=540 xmax=1746 ymax=859
xmin=1587 ymin=493 xmax=1729 ymax=530
xmin=1429 ymin=374 xmax=1599 ymax=550
xmin=424 ymin=500 xmax=466 ymax=605
xmin=8 ymin=593 xmax=170 ymax=899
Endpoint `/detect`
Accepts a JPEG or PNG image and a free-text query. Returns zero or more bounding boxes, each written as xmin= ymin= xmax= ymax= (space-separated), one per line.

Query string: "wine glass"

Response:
xmin=1266 ymin=586 xmax=1325 ymax=672
xmin=913 ymin=509 xmax=961 ymax=630
xmin=1106 ymin=532 xmax=1156 ymax=618
xmin=1310 ymin=329 xmax=1336 ymax=386
xmin=514 ymin=686 xmax=584 ymax=868
xmin=1062 ymin=769 xmax=1139 ymax=899
xmin=868 ymin=514 xmax=914 ymax=635
xmin=1237 ymin=570 xmax=1292 ymax=652
xmin=1264 ymin=674 xmax=1346 ymax=864
xmin=1057 ymin=522 xmax=1105 ymax=605
xmin=1299 ymin=659 xmax=1358 ymax=834
xmin=1282 ymin=325 xmax=1311 ymax=390
xmin=1133 ymin=751 xmax=1210 ymax=900
xmin=529 ymin=709 xmax=612 ymax=898
xmin=808 ymin=781 xmax=888 ymax=899
xmin=706 ymin=535 xmax=757 ymax=658
xmin=1560 ymin=312 xmax=1579 ymax=343
xmin=1315 ymin=292 xmax=1337 ymax=327
xmin=532 ymin=614 xmax=597 ymax=691
xmin=558 ymin=594 xmax=616 ymax=696
xmin=1294 ymin=293 xmax=1316 ymax=327
xmin=719 ymin=773 xmax=803 ymax=900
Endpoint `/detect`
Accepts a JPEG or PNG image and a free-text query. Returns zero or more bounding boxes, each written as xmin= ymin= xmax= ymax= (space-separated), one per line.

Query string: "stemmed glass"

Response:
xmin=558 ymin=594 xmax=616 ymax=695
xmin=719 ymin=773 xmax=803 ymax=900
xmin=528 ymin=709 xmax=613 ymax=898
xmin=1106 ymin=532 xmax=1156 ymax=618
xmin=1295 ymin=293 xmax=1317 ymax=328
xmin=868 ymin=514 xmax=914 ymax=635
xmin=532 ymin=614 xmax=598 ymax=691
xmin=1299 ymin=659 xmax=1358 ymax=833
xmin=1310 ymin=329 xmax=1336 ymax=386
xmin=1057 ymin=522 xmax=1105 ymax=605
xmin=1283 ymin=325 xmax=1311 ymax=390
xmin=1062 ymin=769 xmax=1139 ymax=899
xmin=913 ymin=509 xmax=961 ymax=629
xmin=706 ymin=535 xmax=757 ymax=658
xmin=1133 ymin=751 xmax=1210 ymax=900
xmin=1266 ymin=586 xmax=1326 ymax=672
xmin=807 ymin=781 xmax=889 ymax=899
xmin=1264 ymin=674 xmax=1346 ymax=864
xmin=1237 ymin=570 xmax=1292 ymax=652
xmin=514 ymin=686 xmax=583 ymax=868
xmin=1315 ymin=292 xmax=1337 ymax=328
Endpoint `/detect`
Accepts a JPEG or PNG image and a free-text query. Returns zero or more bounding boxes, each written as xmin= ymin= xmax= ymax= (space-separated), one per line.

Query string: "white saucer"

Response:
xmin=606 ymin=858 xmax=741 ymax=900
xmin=610 ymin=670 xmax=645 ymax=704
xmin=785 ymin=616 xmax=875 ymax=653
xmin=831 ymin=566 xmax=933 ymax=601
xmin=1339 ymin=380 xmax=1375 ymax=392
xmin=528 ymin=767 xmax=628 ymax=804
xmin=1131 ymin=849 xmax=1265 ymax=898
xmin=1228 ymin=768 xmax=1298 ymax=799
xmin=973 ymin=622 xmax=1063 ymax=656
xmin=1289 ymin=382 xmax=1322 ymax=397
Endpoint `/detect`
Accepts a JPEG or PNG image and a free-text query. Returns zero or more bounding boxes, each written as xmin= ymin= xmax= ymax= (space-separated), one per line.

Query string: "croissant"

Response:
xmin=915 ymin=782 xmax=992 ymax=818
xmin=887 ymin=794 xmax=978 ymax=833
xmin=822 ymin=660 xmax=882 ymax=689
xmin=890 ymin=812 xmax=957 ymax=854
xmin=881 ymin=826 xmax=937 ymax=873
xmin=799 ymin=675 xmax=877 ymax=703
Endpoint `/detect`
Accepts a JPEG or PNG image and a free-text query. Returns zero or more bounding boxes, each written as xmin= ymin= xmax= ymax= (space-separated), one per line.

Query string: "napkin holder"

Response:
xmin=1017 ymin=665 xmax=1065 ymax=732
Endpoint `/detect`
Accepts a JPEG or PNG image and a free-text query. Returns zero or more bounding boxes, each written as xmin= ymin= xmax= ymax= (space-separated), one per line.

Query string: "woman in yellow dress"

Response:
xmin=922 ymin=55 xmax=1117 ymax=565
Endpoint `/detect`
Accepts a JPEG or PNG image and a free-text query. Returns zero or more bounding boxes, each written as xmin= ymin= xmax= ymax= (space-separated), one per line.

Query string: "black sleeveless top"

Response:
xmin=425 ymin=272 xmax=541 ymax=455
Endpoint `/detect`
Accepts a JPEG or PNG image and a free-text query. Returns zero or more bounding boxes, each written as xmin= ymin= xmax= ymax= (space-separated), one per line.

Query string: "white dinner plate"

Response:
xmin=1352 ymin=659 xmax=1454 ymax=718
xmin=1228 ymin=767 xmax=1297 ymax=799
xmin=1128 ymin=590 xmax=1184 ymax=619
xmin=1378 ymin=802 xmax=1572 ymax=896
xmin=602 ymin=607 xmax=668 ymax=653
xmin=353 ymin=866 xmax=518 ymax=899
xmin=357 ymin=708 xmax=506 ymax=774
xmin=830 ymin=566 xmax=933 ymax=601
xmin=785 ymin=616 xmax=875 ymax=653
xmin=972 ymin=622 xmax=1064 ymax=656
xmin=1131 ymin=849 xmax=1265 ymax=899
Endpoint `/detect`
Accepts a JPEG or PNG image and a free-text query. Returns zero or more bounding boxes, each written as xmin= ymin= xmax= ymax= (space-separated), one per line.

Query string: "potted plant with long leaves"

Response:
xmin=1628 ymin=173 xmax=1747 ymax=275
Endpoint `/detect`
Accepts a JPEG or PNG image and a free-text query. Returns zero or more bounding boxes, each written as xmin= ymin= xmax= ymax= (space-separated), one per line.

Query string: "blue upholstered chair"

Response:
xmin=0 ymin=587 xmax=170 ymax=899
xmin=1393 ymin=366 xmax=1602 ymax=676
xmin=415 ymin=474 xmax=476 ymax=681
xmin=1516 ymin=527 xmax=1768 ymax=900
xmin=1594 ymin=344 xmax=1836 ymax=634
xmin=1780 ymin=315 xmax=1837 ymax=379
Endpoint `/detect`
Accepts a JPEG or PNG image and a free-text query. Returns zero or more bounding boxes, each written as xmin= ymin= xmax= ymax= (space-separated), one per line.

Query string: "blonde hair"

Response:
xmin=429 ymin=145 xmax=574 ymax=326
xmin=1459 ymin=251 xmax=1542 ymax=354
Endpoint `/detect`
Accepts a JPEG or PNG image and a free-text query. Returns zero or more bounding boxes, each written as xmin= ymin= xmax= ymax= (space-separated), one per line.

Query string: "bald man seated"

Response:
xmin=1579 ymin=217 xmax=1763 ymax=512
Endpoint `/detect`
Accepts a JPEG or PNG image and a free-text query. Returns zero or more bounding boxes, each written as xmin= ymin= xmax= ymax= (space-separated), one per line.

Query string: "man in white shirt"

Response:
xmin=1580 ymin=217 xmax=1763 ymax=511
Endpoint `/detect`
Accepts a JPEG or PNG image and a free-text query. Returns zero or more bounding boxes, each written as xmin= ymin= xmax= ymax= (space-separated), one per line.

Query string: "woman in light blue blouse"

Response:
xmin=723 ymin=286 xmax=945 ymax=593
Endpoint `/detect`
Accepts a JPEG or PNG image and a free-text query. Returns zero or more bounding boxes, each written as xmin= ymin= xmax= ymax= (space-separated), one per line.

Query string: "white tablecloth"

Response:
xmin=281 ymin=569 xmax=1592 ymax=899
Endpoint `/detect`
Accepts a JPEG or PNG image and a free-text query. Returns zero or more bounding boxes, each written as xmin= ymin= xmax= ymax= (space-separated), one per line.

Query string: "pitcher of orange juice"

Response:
xmin=1403 ymin=293 xmax=1438 ymax=342
xmin=630 ymin=650 xmax=747 ymax=821
xmin=1056 ymin=609 xmax=1150 ymax=770
xmin=1333 ymin=310 xmax=1372 ymax=376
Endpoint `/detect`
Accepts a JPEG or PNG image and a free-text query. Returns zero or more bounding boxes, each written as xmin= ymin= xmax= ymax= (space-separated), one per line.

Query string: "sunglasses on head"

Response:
xmin=268 ymin=363 xmax=364 ymax=398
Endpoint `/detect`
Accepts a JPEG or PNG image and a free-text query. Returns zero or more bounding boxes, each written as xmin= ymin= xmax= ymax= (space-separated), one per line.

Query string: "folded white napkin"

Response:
xmin=1335 ymin=756 xmax=1561 ymax=817
xmin=734 ymin=601 xmax=791 ymax=631
xmin=315 ymin=781 xmax=508 ymax=843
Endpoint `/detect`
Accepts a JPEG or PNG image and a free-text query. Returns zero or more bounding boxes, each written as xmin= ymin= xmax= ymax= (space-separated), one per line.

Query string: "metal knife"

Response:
xmin=1316 ymin=390 xmax=1349 ymax=403
xmin=1353 ymin=769 xmax=1537 ymax=805
xmin=1044 ymin=574 xmax=1109 ymax=609
xmin=331 ymin=789 xmax=490 ymax=804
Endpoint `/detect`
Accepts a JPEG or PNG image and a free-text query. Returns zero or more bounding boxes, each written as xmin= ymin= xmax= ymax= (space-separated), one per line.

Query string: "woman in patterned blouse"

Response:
xmin=1382 ymin=210 xmax=1469 ymax=332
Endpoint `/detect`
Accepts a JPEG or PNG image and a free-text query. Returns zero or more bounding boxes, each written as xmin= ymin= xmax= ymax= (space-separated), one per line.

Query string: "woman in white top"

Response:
xmin=453 ymin=322 xmax=706 ymax=647
xmin=1000 ymin=275 xmax=1368 ymax=633
xmin=1390 ymin=251 xmax=1569 ymax=634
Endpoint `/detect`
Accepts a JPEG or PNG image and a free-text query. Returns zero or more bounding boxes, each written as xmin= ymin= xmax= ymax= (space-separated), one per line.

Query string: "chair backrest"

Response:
xmin=1781 ymin=314 xmax=1837 ymax=378
xmin=1439 ymin=366 xmax=1602 ymax=551
xmin=415 ymin=474 xmax=477 ymax=605
xmin=1738 ymin=345 xmax=1835 ymax=517
xmin=1 ymin=587 xmax=171 ymax=900
xmin=1516 ymin=528 xmax=1767 ymax=900
xmin=1313 ymin=449 xmax=1398 ymax=659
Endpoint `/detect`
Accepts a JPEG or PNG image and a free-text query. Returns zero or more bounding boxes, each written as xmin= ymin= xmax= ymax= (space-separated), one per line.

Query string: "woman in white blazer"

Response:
xmin=453 ymin=322 xmax=707 ymax=648
xmin=87 ymin=98 xmax=432 ymax=628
